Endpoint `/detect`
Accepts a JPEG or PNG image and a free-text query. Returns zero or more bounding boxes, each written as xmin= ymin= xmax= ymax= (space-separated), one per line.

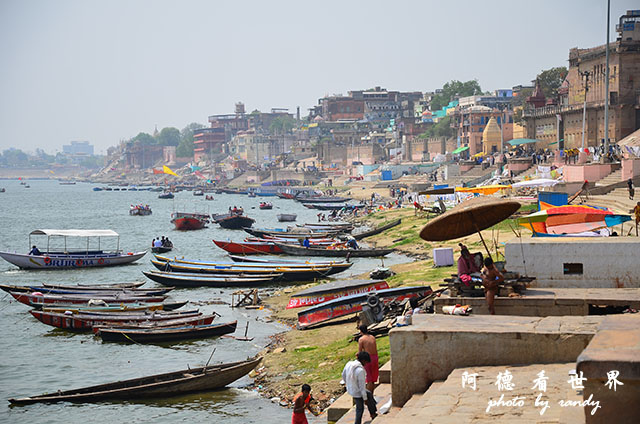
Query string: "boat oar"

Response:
xmin=203 ymin=348 xmax=216 ymax=372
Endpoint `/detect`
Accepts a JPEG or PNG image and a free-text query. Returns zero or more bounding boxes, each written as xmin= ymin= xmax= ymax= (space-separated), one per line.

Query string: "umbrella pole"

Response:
xmin=477 ymin=230 xmax=492 ymax=260
xmin=472 ymin=219 xmax=492 ymax=260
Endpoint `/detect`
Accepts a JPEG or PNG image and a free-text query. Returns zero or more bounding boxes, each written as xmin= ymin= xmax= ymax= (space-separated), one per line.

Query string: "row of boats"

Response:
xmin=211 ymin=220 xmax=401 ymax=257
xmin=0 ymin=282 xmax=240 ymax=343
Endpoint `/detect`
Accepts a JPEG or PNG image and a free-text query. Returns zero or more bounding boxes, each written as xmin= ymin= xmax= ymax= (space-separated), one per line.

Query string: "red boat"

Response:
xmin=212 ymin=239 xmax=283 ymax=255
xmin=297 ymin=286 xmax=433 ymax=329
xmin=171 ymin=212 xmax=210 ymax=231
xmin=259 ymin=202 xmax=273 ymax=210
xmin=29 ymin=310 xmax=209 ymax=332
xmin=287 ymin=279 xmax=390 ymax=309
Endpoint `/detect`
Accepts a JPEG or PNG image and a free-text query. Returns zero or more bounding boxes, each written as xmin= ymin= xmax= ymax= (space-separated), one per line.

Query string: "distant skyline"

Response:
xmin=0 ymin=0 xmax=635 ymax=155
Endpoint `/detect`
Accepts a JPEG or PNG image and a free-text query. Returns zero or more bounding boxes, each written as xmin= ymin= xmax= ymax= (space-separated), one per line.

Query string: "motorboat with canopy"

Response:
xmin=0 ymin=229 xmax=146 ymax=269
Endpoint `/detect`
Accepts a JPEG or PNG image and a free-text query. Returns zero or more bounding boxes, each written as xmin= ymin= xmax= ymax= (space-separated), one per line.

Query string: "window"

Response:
xmin=563 ymin=263 xmax=583 ymax=275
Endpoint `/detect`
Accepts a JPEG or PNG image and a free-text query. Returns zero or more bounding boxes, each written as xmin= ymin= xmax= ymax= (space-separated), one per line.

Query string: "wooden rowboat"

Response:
xmin=287 ymin=279 xmax=390 ymax=309
xmin=9 ymin=292 xmax=167 ymax=307
xmin=0 ymin=284 xmax=171 ymax=296
xmin=217 ymin=215 xmax=255 ymax=230
xmin=90 ymin=314 xmax=216 ymax=333
xmin=41 ymin=301 xmax=188 ymax=313
xmin=353 ymin=219 xmax=402 ymax=240
xmin=42 ymin=282 xmax=145 ymax=290
xmin=29 ymin=309 xmax=212 ymax=332
xmin=96 ymin=321 xmax=237 ymax=343
xmin=142 ymin=271 xmax=282 ymax=287
xmin=9 ymin=357 xmax=261 ymax=404
xmin=274 ymin=242 xmax=394 ymax=258
xmin=212 ymin=240 xmax=283 ymax=255
xmin=297 ymin=286 xmax=432 ymax=329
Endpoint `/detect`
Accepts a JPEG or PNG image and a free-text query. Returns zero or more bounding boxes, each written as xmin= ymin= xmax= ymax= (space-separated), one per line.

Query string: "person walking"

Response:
xmin=342 ymin=352 xmax=377 ymax=424
xmin=628 ymin=179 xmax=635 ymax=200
xmin=634 ymin=202 xmax=640 ymax=237
xmin=291 ymin=384 xmax=315 ymax=424
xmin=358 ymin=325 xmax=379 ymax=395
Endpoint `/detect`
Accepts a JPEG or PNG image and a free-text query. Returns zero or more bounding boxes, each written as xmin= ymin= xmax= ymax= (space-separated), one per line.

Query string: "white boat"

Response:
xmin=277 ymin=213 xmax=297 ymax=222
xmin=0 ymin=229 xmax=146 ymax=270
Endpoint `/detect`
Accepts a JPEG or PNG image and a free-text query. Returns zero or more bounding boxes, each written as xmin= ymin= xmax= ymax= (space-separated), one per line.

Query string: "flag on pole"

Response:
xmin=163 ymin=165 xmax=178 ymax=177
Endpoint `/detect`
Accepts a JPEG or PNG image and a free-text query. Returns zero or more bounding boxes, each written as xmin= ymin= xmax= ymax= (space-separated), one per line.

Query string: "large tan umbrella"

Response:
xmin=419 ymin=196 xmax=521 ymax=258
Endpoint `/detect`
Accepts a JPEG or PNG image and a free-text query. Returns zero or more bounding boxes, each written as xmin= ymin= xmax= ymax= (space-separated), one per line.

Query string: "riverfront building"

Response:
xmin=523 ymin=10 xmax=640 ymax=149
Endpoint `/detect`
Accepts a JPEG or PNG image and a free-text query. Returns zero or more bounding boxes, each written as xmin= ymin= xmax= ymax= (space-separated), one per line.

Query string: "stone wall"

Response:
xmin=505 ymin=238 xmax=640 ymax=288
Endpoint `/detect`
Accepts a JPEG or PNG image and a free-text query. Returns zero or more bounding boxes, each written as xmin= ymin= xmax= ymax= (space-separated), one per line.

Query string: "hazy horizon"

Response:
xmin=1 ymin=0 xmax=635 ymax=155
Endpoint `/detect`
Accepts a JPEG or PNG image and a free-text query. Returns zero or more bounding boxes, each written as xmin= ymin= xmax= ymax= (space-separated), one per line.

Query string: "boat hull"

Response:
xmin=212 ymin=240 xmax=282 ymax=255
xmin=9 ymin=357 xmax=261 ymax=404
xmin=143 ymin=271 xmax=280 ymax=287
xmin=277 ymin=214 xmax=297 ymax=222
xmin=218 ymin=216 xmax=255 ymax=230
xmin=353 ymin=219 xmax=402 ymax=240
xmin=297 ymin=286 xmax=433 ymax=329
xmin=172 ymin=217 xmax=207 ymax=230
xmin=10 ymin=291 xmax=167 ymax=307
xmin=97 ymin=321 xmax=237 ymax=343
xmin=275 ymin=243 xmax=394 ymax=257
xmin=29 ymin=310 xmax=210 ymax=332
xmin=0 ymin=251 xmax=146 ymax=270
xmin=287 ymin=279 xmax=390 ymax=309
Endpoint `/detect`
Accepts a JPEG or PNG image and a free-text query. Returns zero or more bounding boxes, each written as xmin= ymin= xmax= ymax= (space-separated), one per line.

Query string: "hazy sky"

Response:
xmin=0 ymin=0 xmax=635 ymax=154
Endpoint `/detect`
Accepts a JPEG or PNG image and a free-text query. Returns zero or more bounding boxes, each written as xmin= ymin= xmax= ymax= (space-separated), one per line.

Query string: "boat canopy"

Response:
xmin=29 ymin=229 xmax=120 ymax=237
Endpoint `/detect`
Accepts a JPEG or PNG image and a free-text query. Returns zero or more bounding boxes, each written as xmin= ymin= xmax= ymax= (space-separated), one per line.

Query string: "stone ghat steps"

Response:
xmin=585 ymin=190 xmax=637 ymax=214
xmin=376 ymin=364 xmax=585 ymax=424
xmin=595 ymin=169 xmax=623 ymax=186
xmin=372 ymin=382 xmax=442 ymax=424
xmin=332 ymin=383 xmax=392 ymax=424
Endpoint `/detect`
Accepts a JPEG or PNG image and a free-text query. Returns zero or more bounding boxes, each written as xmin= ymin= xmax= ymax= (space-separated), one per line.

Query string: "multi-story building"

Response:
xmin=62 ymin=141 xmax=94 ymax=156
xmin=193 ymin=127 xmax=226 ymax=162
xmin=523 ymin=10 xmax=640 ymax=149
xmin=451 ymin=106 xmax=514 ymax=156
xmin=318 ymin=95 xmax=365 ymax=121
xmin=123 ymin=142 xmax=163 ymax=169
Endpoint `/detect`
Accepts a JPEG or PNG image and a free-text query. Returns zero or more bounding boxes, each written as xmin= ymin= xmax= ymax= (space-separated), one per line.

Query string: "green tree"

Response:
xmin=419 ymin=116 xmax=454 ymax=139
xmin=0 ymin=149 xmax=29 ymax=167
xmin=155 ymin=127 xmax=181 ymax=146
xmin=131 ymin=132 xmax=156 ymax=145
xmin=177 ymin=122 xmax=203 ymax=157
xmin=269 ymin=116 xmax=296 ymax=135
xmin=430 ymin=80 xmax=482 ymax=111
xmin=510 ymin=87 xmax=533 ymax=107
xmin=536 ymin=67 xmax=568 ymax=99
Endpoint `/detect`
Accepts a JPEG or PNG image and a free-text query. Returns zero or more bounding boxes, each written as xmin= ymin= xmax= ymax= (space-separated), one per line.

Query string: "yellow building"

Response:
xmin=482 ymin=117 xmax=502 ymax=154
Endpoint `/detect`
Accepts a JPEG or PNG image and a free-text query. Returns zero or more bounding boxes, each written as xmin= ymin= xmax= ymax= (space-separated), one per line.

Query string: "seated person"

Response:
xmin=302 ymin=237 xmax=310 ymax=248
xmin=346 ymin=237 xmax=359 ymax=249
xmin=457 ymin=243 xmax=480 ymax=277
xmin=29 ymin=245 xmax=41 ymax=255
xmin=153 ymin=238 xmax=163 ymax=248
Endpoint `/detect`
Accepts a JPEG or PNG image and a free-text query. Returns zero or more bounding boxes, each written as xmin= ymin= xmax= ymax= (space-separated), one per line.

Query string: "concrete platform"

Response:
xmin=505 ymin=237 xmax=640 ymax=288
xmin=577 ymin=314 xmax=640 ymax=423
xmin=388 ymin=314 xmax=603 ymax=406
xmin=376 ymin=363 xmax=584 ymax=423
xmin=435 ymin=288 xmax=640 ymax=316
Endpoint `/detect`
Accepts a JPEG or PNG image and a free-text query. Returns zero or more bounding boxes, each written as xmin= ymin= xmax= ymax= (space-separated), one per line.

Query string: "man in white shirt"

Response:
xmin=342 ymin=351 xmax=377 ymax=424
xmin=153 ymin=238 xmax=163 ymax=248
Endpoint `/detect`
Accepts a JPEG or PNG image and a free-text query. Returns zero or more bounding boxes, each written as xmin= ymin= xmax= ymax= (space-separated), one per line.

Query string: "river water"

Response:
xmin=0 ymin=179 xmax=410 ymax=423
